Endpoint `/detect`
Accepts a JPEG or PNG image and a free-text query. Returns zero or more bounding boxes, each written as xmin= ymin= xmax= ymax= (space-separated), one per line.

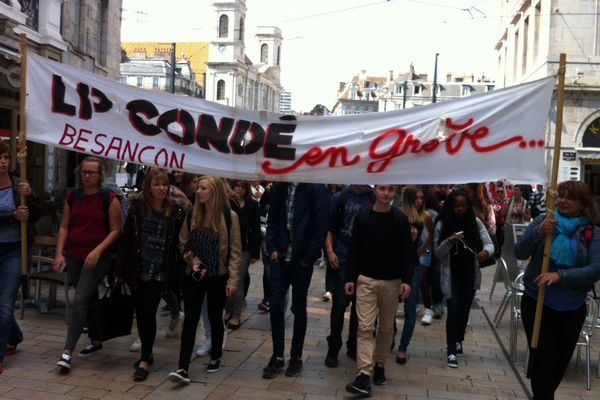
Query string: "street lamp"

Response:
xmin=432 ymin=53 xmax=439 ymax=103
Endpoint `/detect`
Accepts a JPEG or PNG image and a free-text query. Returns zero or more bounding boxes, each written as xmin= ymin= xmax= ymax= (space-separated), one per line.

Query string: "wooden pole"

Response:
xmin=531 ymin=53 xmax=567 ymax=348
xmin=18 ymin=33 xmax=28 ymax=276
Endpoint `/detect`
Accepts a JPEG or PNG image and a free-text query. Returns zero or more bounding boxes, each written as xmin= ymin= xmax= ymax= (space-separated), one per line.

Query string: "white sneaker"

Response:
xmin=129 ymin=337 xmax=141 ymax=352
xmin=322 ymin=291 xmax=332 ymax=301
xmin=167 ymin=312 xmax=184 ymax=338
xmin=421 ymin=309 xmax=434 ymax=325
xmin=195 ymin=339 xmax=212 ymax=357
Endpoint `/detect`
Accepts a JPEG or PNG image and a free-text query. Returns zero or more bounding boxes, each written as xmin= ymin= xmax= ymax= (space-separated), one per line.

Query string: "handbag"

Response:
xmin=478 ymin=227 xmax=499 ymax=268
xmin=88 ymin=281 xmax=134 ymax=342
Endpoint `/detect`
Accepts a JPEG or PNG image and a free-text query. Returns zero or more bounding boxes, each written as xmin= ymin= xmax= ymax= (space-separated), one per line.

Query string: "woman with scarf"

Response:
xmin=515 ymin=180 xmax=600 ymax=400
xmin=434 ymin=188 xmax=494 ymax=368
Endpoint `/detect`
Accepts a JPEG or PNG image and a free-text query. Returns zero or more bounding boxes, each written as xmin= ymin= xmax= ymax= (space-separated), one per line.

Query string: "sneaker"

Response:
xmin=206 ymin=359 xmax=221 ymax=373
xmin=57 ymin=353 xmax=72 ymax=369
xmin=373 ymin=362 xmax=387 ymax=385
xmin=324 ymin=348 xmax=338 ymax=368
xmin=447 ymin=354 xmax=458 ymax=368
xmin=195 ymin=339 xmax=212 ymax=357
xmin=455 ymin=342 xmax=463 ymax=357
xmin=432 ymin=303 xmax=444 ymax=319
xmin=421 ymin=308 xmax=434 ymax=325
xmin=285 ymin=358 xmax=303 ymax=377
xmin=346 ymin=373 xmax=371 ymax=396
xmin=169 ymin=369 xmax=190 ymax=384
xmin=78 ymin=343 xmax=103 ymax=358
xmin=167 ymin=311 xmax=184 ymax=338
xmin=129 ymin=337 xmax=141 ymax=352
xmin=262 ymin=356 xmax=285 ymax=379
xmin=258 ymin=301 xmax=270 ymax=313
xmin=322 ymin=291 xmax=332 ymax=301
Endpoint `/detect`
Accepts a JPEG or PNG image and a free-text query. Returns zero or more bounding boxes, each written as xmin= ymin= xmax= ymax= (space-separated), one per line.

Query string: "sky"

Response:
xmin=121 ymin=0 xmax=503 ymax=113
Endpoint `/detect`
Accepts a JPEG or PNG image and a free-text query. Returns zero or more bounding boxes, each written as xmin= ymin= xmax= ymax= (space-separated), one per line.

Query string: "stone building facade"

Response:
xmin=495 ymin=0 xmax=600 ymax=191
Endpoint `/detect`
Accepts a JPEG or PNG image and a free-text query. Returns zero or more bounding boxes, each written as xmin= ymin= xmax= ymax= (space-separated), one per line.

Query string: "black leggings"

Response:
xmin=521 ymin=294 xmax=586 ymax=400
xmin=445 ymin=278 xmax=475 ymax=355
xmin=135 ymin=280 xmax=164 ymax=362
xmin=179 ymin=274 xmax=228 ymax=370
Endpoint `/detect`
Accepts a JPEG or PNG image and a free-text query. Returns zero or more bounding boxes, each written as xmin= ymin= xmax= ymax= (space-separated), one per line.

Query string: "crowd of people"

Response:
xmin=1 ymin=148 xmax=599 ymax=399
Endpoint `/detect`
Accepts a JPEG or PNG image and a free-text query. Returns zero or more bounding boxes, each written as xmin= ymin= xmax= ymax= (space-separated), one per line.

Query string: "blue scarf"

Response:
xmin=551 ymin=210 xmax=589 ymax=266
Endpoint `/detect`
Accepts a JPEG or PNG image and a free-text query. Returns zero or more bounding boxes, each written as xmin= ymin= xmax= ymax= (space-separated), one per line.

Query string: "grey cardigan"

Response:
xmin=434 ymin=218 xmax=494 ymax=299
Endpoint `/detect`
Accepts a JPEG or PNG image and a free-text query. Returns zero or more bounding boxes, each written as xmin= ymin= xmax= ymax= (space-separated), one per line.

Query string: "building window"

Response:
xmin=153 ymin=77 xmax=159 ymax=89
xmin=137 ymin=76 xmax=143 ymax=87
xmin=219 ymin=14 xmax=229 ymax=38
xmin=217 ymin=79 xmax=226 ymax=100
xmin=395 ymin=83 xmax=404 ymax=95
xmin=276 ymin=45 xmax=281 ymax=66
xmin=98 ymin=0 xmax=109 ymax=66
xmin=120 ymin=76 xmax=127 ymax=84
xmin=413 ymin=84 xmax=421 ymax=95
xmin=486 ymin=85 xmax=494 ymax=92
xmin=238 ymin=17 xmax=244 ymax=40
xmin=260 ymin=44 xmax=269 ymax=63
xmin=461 ymin=85 xmax=472 ymax=96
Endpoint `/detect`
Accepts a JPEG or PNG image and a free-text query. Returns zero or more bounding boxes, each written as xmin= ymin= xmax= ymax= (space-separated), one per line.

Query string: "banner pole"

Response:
xmin=18 ymin=33 xmax=28 ymax=276
xmin=531 ymin=53 xmax=567 ymax=349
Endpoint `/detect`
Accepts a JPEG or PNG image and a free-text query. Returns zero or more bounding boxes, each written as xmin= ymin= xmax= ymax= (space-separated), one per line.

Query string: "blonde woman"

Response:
xmin=169 ymin=176 xmax=241 ymax=383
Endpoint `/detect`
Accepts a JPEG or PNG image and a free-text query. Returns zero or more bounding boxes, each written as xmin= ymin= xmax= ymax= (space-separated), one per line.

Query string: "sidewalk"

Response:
xmin=1 ymin=261 xmax=599 ymax=399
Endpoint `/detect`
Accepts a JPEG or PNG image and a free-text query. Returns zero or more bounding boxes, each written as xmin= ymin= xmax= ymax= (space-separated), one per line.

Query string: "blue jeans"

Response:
xmin=269 ymin=259 xmax=314 ymax=360
xmin=398 ymin=266 xmax=421 ymax=352
xmin=0 ymin=247 xmax=24 ymax=361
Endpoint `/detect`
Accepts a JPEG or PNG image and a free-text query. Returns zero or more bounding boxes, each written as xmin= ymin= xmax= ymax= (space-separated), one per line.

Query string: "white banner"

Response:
xmin=26 ymin=54 xmax=554 ymax=184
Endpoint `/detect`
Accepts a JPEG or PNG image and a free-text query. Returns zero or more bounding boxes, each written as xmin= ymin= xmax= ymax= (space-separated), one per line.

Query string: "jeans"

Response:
xmin=226 ymin=250 xmax=252 ymax=319
xmin=398 ymin=266 xmax=421 ymax=352
xmin=326 ymin=262 xmax=357 ymax=354
xmin=521 ymin=294 xmax=586 ymax=400
xmin=0 ymin=247 xmax=24 ymax=362
xmin=135 ymin=280 xmax=164 ymax=362
xmin=261 ymin=259 xmax=271 ymax=304
xmin=64 ymin=254 xmax=112 ymax=351
xmin=179 ymin=274 xmax=227 ymax=369
xmin=269 ymin=259 xmax=314 ymax=360
xmin=445 ymin=278 xmax=475 ymax=355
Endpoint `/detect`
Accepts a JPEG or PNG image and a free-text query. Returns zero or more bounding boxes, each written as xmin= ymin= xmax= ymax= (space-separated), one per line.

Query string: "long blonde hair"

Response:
xmin=142 ymin=168 xmax=171 ymax=216
xmin=402 ymin=185 xmax=426 ymax=226
xmin=191 ymin=176 xmax=229 ymax=232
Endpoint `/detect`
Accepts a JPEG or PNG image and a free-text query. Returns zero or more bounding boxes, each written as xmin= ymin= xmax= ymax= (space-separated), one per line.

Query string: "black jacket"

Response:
xmin=115 ymin=198 xmax=185 ymax=291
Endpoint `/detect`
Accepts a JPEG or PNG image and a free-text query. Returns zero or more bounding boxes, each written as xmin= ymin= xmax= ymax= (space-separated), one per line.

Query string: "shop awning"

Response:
xmin=575 ymin=148 xmax=600 ymax=160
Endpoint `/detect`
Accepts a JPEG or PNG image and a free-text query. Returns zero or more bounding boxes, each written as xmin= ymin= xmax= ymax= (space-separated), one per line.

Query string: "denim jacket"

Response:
xmin=514 ymin=215 xmax=600 ymax=303
xmin=0 ymin=175 xmax=41 ymax=244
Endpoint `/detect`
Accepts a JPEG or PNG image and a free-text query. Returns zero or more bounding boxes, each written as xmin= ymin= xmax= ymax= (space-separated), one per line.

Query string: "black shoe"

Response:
xmin=346 ymin=347 xmax=357 ymax=361
xmin=324 ymin=349 xmax=338 ymax=368
xmin=346 ymin=373 xmax=371 ymax=396
xmin=133 ymin=367 xmax=149 ymax=381
xmin=395 ymin=352 xmax=407 ymax=365
xmin=133 ymin=355 xmax=154 ymax=368
xmin=447 ymin=354 xmax=458 ymax=368
xmin=206 ymin=359 xmax=220 ymax=373
xmin=285 ymin=358 xmax=303 ymax=377
xmin=262 ymin=356 xmax=285 ymax=379
xmin=78 ymin=343 xmax=103 ymax=358
xmin=168 ymin=369 xmax=190 ymax=384
xmin=373 ymin=363 xmax=387 ymax=385
xmin=56 ymin=353 xmax=72 ymax=370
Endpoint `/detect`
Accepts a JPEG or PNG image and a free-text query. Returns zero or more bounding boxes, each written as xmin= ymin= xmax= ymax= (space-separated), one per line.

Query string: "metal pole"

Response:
xmin=531 ymin=53 xmax=567 ymax=349
xmin=403 ymin=81 xmax=407 ymax=109
xmin=432 ymin=53 xmax=439 ymax=103
xmin=171 ymin=42 xmax=176 ymax=94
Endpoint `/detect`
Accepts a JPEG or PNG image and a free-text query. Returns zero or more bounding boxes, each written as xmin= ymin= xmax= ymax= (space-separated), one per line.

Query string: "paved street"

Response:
xmin=1 ymin=262 xmax=599 ymax=400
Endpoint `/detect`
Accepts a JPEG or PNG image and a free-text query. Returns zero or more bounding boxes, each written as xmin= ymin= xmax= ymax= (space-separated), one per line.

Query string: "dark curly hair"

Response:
xmin=438 ymin=188 xmax=481 ymax=252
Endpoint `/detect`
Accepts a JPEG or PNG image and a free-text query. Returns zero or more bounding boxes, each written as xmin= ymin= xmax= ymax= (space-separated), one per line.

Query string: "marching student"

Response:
xmin=169 ymin=176 xmax=241 ymax=383
xmin=344 ymin=184 xmax=415 ymax=397
xmin=434 ymin=188 xmax=494 ymax=368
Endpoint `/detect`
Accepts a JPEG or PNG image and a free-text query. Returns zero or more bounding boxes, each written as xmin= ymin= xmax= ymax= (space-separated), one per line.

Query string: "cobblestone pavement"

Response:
xmin=1 ymin=262 xmax=599 ymax=399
